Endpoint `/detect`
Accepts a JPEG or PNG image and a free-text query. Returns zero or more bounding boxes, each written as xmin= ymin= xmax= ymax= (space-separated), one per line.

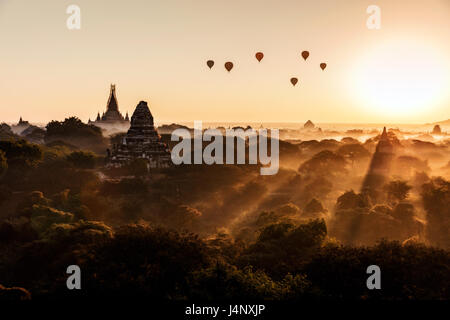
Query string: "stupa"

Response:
xmin=107 ymin=101 xmax=171 ymax=169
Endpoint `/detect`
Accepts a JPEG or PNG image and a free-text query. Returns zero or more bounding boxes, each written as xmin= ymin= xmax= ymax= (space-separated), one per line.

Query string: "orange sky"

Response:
xmin=0 ymin=0 xmax=449 ymax=124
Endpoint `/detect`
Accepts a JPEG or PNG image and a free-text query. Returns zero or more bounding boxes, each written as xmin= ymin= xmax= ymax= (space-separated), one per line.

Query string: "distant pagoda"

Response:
xmin=432 ymin=125 xmax=442 ymax=134
xmin=107 ymin=101 xmax=171 ymax=169
xmin=304 ymin=120 xmax=315 ymax=129
xmin=361 ymin=127 xmax=397 ymax=202
xmin=17 ymin=117 xmax=30 ymax=126
xmin=90 ymin=84 xmax=129 ymax=124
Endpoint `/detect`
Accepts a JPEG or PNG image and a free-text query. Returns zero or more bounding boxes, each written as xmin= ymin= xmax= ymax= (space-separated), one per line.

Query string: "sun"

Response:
xmin=352 ymin=39 xmax=448 ymax=120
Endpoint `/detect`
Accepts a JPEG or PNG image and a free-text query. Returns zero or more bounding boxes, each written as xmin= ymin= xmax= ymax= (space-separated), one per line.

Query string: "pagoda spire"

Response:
xmin=380 ymin=126 xmax=388 ymax=141
xmin=93 ymin=84 xmax=128 ymax=123
xmin=106 ymin=84 xmax=119 ymax=112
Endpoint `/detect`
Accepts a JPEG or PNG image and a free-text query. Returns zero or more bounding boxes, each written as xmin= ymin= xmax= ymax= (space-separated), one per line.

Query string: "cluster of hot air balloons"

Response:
xmin=301 ymin=51 xmax=327 ymax=70
xmin=207 ymin=60 xmax=235 ymax=72
xmin=206 ymin=50 xmax=327 ymax=86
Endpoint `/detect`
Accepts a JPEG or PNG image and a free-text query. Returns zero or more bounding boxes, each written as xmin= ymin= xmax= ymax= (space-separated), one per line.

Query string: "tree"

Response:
xmin=0 ymin=150 xmax=7 ymax=178
xmin=240 ymin=219 xmax=327 ymax=278
xmin=81 ymin=225 xmax=209 ymax=297
xmin=305 ymin=241 xmax=450 ymax=300
xmin=258 ymin=223 xmax=293 ymax=242
xmin=299 ymin=150 xmax=347 ymax=179
xmin=168 ymin=205 xmax=202 ymax=230
xmin=46 ymin=117 xmax=101 ymax=138
xmin=45 ymin=117 xmax=106 ymax=153
xmin=66 ymin=151 xmax=96 ymax=169
xmin=0 ymin=140 xmax=42 ymax=188
xmin=0 ymin=139 xmax=42 ymax=166
xmin=384 ymin=180 xmax=412 ymax=203
xmin=421 ymin=178 xmax=450 ymax=248
xmin=336 ymin=143 xmax=371 ymax=160
xmin=188 ymin=263 xmax=310 ymax=300
xmin=28 ymin=205 xmax=74 ymax=235
xmin=392 ymin=155 xmax=431 ymax=178
xmin=335 ymin=190 xmax=369 ymax=211
xmin=303 ymin=198 xmax=327 ymax=217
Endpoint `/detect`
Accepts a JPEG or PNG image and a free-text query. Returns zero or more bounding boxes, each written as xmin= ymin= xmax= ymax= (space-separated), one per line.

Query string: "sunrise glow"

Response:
xmin=353 ymin=39 xmax=448 ymax=119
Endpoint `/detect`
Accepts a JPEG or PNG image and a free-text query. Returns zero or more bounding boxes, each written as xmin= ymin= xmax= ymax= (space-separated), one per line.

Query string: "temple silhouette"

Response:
xmin=90 ymin=84 xmax=129 ymax=125
xmin=361 ymin=127 xmax=398 ymax=202
xmin=107 ymin=101 xmax=171 ymax=169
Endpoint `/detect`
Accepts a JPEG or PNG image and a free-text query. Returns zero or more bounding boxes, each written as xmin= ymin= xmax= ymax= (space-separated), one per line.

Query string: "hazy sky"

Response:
xmin=0 ymin=0 xmax=449 ymax=124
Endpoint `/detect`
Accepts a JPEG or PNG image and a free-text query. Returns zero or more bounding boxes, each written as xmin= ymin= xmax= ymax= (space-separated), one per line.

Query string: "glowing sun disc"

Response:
xmin=353 ymin=40 xmax=447 ymax=119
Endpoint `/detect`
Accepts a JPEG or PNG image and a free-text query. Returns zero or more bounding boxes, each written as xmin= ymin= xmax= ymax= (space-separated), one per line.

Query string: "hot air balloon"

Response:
xmin=320 ymin=63 xmax=327 ymax=70
xmin=207 ymin=60 xmax=214 ymax=69
xmin=301 ymin=51 xmax=309 ymax=61
xmin=290 ymin=77 xmax=298 ymax=86
xmin=255 ymin=52 xmax=264 ymax=62
xmin=225 ymin=62 xmax=234 ymax=72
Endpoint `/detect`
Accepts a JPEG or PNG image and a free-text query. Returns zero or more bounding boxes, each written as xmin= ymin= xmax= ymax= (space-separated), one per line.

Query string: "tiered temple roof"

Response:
xmin=107 ymin=101 xmax=171 ymax=169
